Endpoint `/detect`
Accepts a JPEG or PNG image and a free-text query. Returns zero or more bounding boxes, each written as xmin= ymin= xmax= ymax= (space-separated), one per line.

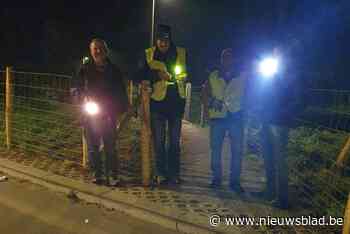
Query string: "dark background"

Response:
xmin=0 ymin=0 xmax=349 ymax=87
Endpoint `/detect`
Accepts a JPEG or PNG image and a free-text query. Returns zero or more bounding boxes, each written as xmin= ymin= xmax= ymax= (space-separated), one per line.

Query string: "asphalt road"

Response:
xmin=0 ymin=175 xmax=179 ymax=234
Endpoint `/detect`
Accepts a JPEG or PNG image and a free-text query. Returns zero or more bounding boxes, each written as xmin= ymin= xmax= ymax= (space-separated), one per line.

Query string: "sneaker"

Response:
xmin=168 ymin=177 xmax=184 ymax=185
xmin=92 ymin=177 xmax=104 ymax=185
xmin=154 ymin=176 xmax=168 ymax=186
xmin=107 ymin=177 xmax=121 ymax=187
xmin=229 ymin=184 xmax=245 ymax=194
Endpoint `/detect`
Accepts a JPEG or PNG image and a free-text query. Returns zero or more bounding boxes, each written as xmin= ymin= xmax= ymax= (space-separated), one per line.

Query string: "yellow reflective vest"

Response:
xmin=208 ymin=70 xmax=245 ymax=119
xmin=145 ymin=47 xmax=187 ymax=101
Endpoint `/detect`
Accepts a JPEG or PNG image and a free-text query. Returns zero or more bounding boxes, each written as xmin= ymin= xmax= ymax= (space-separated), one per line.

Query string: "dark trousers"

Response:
xmin=209 ymin=116 xmax=244 ymax=186
xmin=85 ymin=115 xmax=118 ymax=179
xmin=151 ymin=112 xmax=182 ymax=179
xmin=260 ymin=123 xmax=289 ymax=205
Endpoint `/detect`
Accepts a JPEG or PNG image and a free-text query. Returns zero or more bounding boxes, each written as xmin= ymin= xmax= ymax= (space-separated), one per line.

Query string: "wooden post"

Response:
xmin=199 ymin=83 xmax=209 ymax=127
xmin=128 ymin=80 xmax=133 ymax=106
xmin=140 ymin=81 xmax=152 ymax=186
xmin=336 ymin=136 xmax=350 ymax=168
xmin=5 ymin=67 xmax=13 ymax=150
xmin=184 ymin=83 xmax=192 ymax=121
xmin=200 ymin=104 xmax=205 ymax=127
xmin=343 ymin=194 xmax=350 ymax=234
xmin=82 ymin=128 xmax=88 ymax=168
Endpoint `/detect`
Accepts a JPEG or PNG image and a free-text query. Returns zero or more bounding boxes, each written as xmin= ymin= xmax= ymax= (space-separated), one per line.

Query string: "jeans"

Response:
xmin=85 ymin=114 xmax=118 ymax=179
xmin=209 ymin=115 xmax=244 ymax=186
xmin=151 ymin=112 xmax=182 ymax=179
xmin=260 ymin=123 xmax=289 ymax=205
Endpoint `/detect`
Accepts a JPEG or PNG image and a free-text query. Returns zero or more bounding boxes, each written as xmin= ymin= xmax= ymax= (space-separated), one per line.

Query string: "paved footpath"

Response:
xmin=0 ymin=177 xmax=179 ymax=234
xmin=0 ymin=120 xmax=302 ymax=234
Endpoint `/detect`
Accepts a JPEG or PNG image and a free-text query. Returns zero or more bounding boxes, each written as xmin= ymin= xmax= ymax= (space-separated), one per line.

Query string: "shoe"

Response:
xmin=229 ymin=184 xmax=245 ymax=194
xmin=107 ymin=177 xmax=121 ymax=187
xmin=92 ymin=178 xmax=104 ymax=185
xmin=168 ymin=177 xmax=184 ymax=185
xmin=154 ymin=176 xmax=168 ymax=186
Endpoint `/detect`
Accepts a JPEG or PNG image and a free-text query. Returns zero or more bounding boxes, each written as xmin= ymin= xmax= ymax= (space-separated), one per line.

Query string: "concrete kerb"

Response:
xmin=0 ymin=158 xmax=218 ymax=234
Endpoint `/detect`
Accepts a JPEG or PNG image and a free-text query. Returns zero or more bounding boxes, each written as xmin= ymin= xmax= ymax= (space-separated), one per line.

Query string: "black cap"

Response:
xmin=221 ymin=48 xmax=233 ymax=58
xmin=156 ymin=24 xmax=171 ymax=40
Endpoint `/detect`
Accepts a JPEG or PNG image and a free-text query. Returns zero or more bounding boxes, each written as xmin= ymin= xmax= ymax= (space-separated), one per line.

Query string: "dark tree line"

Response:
xmin=0 ymin=1 xmax=349 ymax=88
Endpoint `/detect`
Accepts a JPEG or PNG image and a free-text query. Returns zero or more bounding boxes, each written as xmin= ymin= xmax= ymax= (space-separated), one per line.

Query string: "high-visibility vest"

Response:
xmin=208 ymin=70 xmax=245 ymax=119
xmin=145 ymin=47 xmax=187 ymax=101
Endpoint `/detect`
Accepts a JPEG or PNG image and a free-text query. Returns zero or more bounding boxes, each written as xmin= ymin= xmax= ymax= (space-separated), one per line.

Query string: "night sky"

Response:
xmin=1 ymin=0 xmax=349 ymax=87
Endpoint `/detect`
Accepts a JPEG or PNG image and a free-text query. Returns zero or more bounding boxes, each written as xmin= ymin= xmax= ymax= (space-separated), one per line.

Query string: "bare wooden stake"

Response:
xmin=184 ymin=83 xmax=192 ymax=121
xmin=82 ymin=128 xmax=88 ymax=168
xmin=336 ymin=136 xmax=350 ymax=168
xmin=5 ymin=67 xmax=13 ymax=150
xmin=140 ymin=81 xmax=152 ymax=186
xmin=343 ymin=194 xmax=350 ymax=234
xmin=128 ymin=80 xmax=133 ymax=106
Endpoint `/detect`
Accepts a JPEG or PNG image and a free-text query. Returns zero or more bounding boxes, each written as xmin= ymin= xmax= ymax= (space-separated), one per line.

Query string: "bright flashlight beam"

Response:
xmin=84 ymin=101 xmax=99 ymax=115
xmin=259 ymin=57 xmax=279 ymax=78
xmin=174 ymin=65 xmax=182 ymax=75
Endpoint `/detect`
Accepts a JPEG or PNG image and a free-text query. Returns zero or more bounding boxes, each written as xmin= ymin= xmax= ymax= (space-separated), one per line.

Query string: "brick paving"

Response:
xmin=0 ymin=119 xmax=332 ymax=233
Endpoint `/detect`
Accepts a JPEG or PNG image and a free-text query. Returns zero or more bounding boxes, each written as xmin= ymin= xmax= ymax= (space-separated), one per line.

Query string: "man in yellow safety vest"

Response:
xmin=135 ymin=25 xmax=188 ymax=186
xmin=201 ymin=48 xmax=247 ymax=193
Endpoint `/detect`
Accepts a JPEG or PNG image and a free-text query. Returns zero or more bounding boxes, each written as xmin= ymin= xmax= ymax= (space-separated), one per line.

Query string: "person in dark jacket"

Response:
xmin=248 ymin=46 xmax=304 ymax=209
xmin=72 ymin=38 xmax=128 ymax=186
xmin=134 ymin=25 xmax=189 ymax=185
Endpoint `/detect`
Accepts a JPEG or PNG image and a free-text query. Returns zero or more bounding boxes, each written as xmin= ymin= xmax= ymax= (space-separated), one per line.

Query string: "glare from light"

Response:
xmin=259 ymin=57 xmax=279 ymax=78
xmin=84 ymin=101 xmax=99 ymax=115
xmin=174 ymin=65 xmax=182 ymax=75
xmin=82 ymin=56 xmax=89 ymax=64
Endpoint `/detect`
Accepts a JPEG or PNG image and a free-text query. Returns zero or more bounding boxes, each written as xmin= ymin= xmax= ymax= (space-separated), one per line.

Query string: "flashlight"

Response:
xmin=84 ymin=101 xmax=99 ymax=115
xmin=258 ymin=57 xmax=279 ymax=78
xmin=174 ymin=65 xmax=182 ymax=76
xmin=82 ymin=56 xmax=90 ymax=65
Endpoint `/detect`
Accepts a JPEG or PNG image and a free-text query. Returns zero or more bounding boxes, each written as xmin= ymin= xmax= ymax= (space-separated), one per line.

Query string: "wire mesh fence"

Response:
xmin=188 ymin=86 xmax=350 ymax=233
xmin=0 ymin=69 xmax=144 ymax=182
xmin=302 ymin=89 xmax=350 ymax=131
xmin=0 ymin=70 xmax=349 ymax=232
xmin=1 ymin=70 xmax=83 ymax=164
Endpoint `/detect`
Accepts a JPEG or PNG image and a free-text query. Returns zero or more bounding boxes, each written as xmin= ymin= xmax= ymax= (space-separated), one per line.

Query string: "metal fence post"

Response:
xmin=140 ymin=81 xmax=152 ymax=186
xmin=5 ymin=67 xmax=13 ymax=150
xmin=184 ymin=83 xmax=192 ymax=121
xmin=343 ymin=194 xmax=350 ymax=234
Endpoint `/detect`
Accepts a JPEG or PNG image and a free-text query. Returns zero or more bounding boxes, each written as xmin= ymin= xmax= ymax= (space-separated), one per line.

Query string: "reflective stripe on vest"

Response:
xmin=208 ymin=70 xmax=245 ymax=119
xmin=145 ymin=47 xmax=187 ymax=101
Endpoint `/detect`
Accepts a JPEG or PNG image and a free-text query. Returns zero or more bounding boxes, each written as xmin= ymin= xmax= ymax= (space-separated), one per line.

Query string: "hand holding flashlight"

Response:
xmin=84 ymin=101 xmax=99 ymax=116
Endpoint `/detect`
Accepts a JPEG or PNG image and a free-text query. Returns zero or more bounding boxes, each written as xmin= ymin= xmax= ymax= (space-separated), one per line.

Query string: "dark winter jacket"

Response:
xmin=247 ymin=72 xmax=305 ymax=126
xmin=72 ymin=58 xmax=128 ymax=118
